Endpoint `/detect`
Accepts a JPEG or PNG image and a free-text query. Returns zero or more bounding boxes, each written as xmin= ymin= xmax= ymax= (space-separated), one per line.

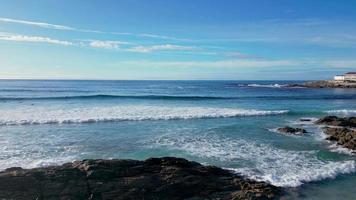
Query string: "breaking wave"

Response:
xmin=325 ymin=109 xmax=356 ymax=116
xmin=0 ymin=105 xmax=289 ymax=126
xmin=247 ymin=83 xmax=287 ymax=88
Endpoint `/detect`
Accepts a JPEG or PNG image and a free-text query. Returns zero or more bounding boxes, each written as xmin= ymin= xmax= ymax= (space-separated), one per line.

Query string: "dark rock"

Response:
xmin=315 ymin=116 xmax=356 ymax=128
xmin=0 ymin=157 xmax=281 ymax=200
xmin=305 ymin=80 xmax=356 ymax=88
xmin=277 ymin=126 xmax=307 ymax=135
xmin=287 ymin=80 xmax=356 ymax=88
xmin=315 ymin=116 xmax=356 ymax=152
xmin=323 ymin=127 xmax=356 ymax=151
xmin=300 ymin=118 xmax=312 ymax=122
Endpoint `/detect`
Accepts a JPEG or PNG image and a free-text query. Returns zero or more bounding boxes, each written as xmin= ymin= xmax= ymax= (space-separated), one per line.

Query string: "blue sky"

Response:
xmin=0 ymin=0 xmax=356 ymax=80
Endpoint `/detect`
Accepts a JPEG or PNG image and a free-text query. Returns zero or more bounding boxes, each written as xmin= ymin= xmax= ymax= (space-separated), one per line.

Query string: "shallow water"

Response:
xmin=0 ymin=80 xmax=355 ymax=199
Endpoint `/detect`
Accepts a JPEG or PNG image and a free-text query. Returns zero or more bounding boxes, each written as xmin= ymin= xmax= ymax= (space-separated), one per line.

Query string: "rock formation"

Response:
xmin=315 ymin=116 xmax=356 ymax=151
xmin=323 ymin=127 xmax=356 ymax=151
xmin=288 ymin=80 xmax=356 ymax=88
xmin=277 ymin=126 xmax=307 ymax=135
xmin=315 ymin=116 xmax=356 ymax=128
xmin=0 ymin=157 xmax=281 ymax=200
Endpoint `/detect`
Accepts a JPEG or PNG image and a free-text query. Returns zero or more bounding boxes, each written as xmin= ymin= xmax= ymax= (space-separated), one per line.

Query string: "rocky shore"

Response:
xmin=288 ymin=80 xmax=356 ymax=88
xmin=0 ymin=157 xmax=281 ymax=200
xmin=315 ymin=116 xmax=356 ymax=151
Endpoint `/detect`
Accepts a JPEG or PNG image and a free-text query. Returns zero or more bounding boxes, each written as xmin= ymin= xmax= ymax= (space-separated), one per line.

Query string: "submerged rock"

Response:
xmin=277 ymin=126 xmax=307 ymax=135
xmin=0 ymin=157 xmax=280 ymax=200
xmin=299 ymin=118 xmax=312 ymax=122
xmin=315 ymin=116 xmax=356 ymax=128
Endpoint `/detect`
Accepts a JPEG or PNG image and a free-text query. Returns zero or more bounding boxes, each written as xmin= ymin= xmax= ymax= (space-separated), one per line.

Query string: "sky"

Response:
xmin=0 ymin=0 xmax=356 ymax=80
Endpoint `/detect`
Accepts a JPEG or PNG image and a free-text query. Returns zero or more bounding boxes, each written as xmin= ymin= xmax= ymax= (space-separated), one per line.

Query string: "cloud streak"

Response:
xmin=0 ymin=17 xmax=74 ymax=30
xmin=0 ymin=32 xmax=73 ymax=46
xmin=0 ymin=17 xmax=185 ymax=41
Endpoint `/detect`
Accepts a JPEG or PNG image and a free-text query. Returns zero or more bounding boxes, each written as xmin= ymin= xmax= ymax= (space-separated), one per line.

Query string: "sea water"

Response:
xmin=0 ymin=80 xmax=355 ymax=199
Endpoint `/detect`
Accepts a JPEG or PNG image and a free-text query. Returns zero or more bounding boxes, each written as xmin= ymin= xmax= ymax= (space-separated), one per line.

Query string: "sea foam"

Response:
xmin=151 ymin=133 xmax=356 ymax=187
xmin=247 ymin=83 xmax=287 ymax=88
xmin=325 ymin=109 xmax=356 ymax=116
xmin=0 ymin=105 xmax=289 ymax=126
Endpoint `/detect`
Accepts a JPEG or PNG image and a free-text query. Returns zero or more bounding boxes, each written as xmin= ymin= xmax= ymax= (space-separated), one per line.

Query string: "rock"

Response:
xmin=315 ymin=116 xmax=356 ymax=152
xmin=323 ymin=127 xmax=356 ymax=151
xmin=0 ymin=157 xmax=281 ymax=200
xmin=287 ymin=80 xmax=356 ymax=88
xmin=315 ymin=116 xmax=356 ymax=128
xmin=277 ymin=126 xmax=307 ymax=135
xmin=300 ymin=118 xmax=312 ymax=122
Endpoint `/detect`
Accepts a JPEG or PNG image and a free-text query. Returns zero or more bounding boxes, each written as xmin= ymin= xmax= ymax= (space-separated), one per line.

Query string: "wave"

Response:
xmin=0 ymin=105 xmax=289 ymax=126
xmin=150 ymin=133 xmax=356 ymax=187
xmin=0 ymin=94 xmax=231 ymax=101
xmin=228 ymin=83 xmax=289 ymax=88
xmin=325 ymin=109 xmax=356 ymax=116
xmin=0 ymin=89 xmax=91 ymax=93
xmin=1 ymin=94 xmax=355 ymax=101
xmin=247 ymin=83 xmax=288 ymax=88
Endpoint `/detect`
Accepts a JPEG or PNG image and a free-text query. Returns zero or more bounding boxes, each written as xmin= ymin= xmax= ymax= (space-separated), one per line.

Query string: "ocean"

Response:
xmin=0 ymin=80 xmax=355 ymax=199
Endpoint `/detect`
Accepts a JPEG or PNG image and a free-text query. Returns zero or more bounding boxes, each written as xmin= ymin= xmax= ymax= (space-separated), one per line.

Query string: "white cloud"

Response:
xmin=89 ymin=40 xmax=130 ymax=49
xmin=0 ymin=17 xmax=183 ymax=40
xmin=129 ymin=44 xmax=197 ymax=53
xmin=0 ymin=32 xmax=73 ymax=46
xmin=137 ymin=33 xmax=190 ymax=41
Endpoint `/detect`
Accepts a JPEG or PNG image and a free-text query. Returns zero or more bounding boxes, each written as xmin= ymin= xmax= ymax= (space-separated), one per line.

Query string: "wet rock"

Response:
xmin=299 ymin=118 xmax=312 ymax=122
xmin=315 ymin=116 xmax=356 ymax=128
xmin=315 ymin=116 xmax=356 ymax=152
xmin=0 ymin=157 xmax=281 ymax=200
xmin=323 ymin=127 xmax=356 ymax=151
xmin=277 ymin=126 xmax=307 ymax=135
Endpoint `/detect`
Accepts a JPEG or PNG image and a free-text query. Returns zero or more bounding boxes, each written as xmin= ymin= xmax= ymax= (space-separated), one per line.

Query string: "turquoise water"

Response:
xmin=0 ymin=80 xmax=355 ymax=199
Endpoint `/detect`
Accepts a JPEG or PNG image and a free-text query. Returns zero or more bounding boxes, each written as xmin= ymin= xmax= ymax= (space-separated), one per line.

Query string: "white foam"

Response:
xmin=0 ymin=105 xmax=289 ymax=126
xmin=328 ymin=143 xmax=355 ymax=155
xmin=267 ymin=128 xmax=304 ymax=136
xmin=151 ymin=134 xmax=356 ymax=187
xmin=247 ymin=84 xmax=287 ymax=88
xmin=325 ymin=110 xmax=356 ymax=116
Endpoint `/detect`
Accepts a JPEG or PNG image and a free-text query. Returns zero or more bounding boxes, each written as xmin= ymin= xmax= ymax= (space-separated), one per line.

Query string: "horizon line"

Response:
xmin=0 ymin=78 xmax=314 ymax=81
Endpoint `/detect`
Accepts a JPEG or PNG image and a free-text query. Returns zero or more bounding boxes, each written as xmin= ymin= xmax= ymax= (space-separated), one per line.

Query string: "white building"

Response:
xmin=344 ymin=72 xmax=356 ymax=82
xmin=334 ymin=75 xmax=345 ymax=81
